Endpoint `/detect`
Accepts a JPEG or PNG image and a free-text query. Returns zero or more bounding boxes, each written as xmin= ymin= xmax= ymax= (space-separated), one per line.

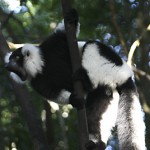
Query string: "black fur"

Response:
xmin=31 ymin=9 xmax=80 ymax=100
xmin=86 ymin=85 xmax=113 ymax=143
xmin=117 ymin=77 xmax=136 ymax=94
xmin=86 ymin=140 xmax=106 ymax=150
xmin=72 ymin=67 xmax=93 ymax=92
xmin=116 ymin=77 xmax=142 ymax=150
xmin=31 ymin=32 xmax=73 ymax=100
xmin=9 ymin=47 xmax=24 ymax=67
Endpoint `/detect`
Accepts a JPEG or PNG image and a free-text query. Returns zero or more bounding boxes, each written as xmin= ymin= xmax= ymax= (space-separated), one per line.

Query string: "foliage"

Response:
xmin=0 ymin=0 xmax=150 ymax=149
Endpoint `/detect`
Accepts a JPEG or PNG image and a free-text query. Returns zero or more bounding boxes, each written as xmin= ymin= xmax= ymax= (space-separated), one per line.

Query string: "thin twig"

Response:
xmin=109 ymin=0 xmax=128 ymax=55
xmin=127 ymin=24 xmax=150 ymax=66
xmin=132 ymin=66 xmax=150 ymax=81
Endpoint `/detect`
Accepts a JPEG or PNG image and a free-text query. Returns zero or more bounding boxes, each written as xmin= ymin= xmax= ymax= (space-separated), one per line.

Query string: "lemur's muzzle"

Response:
xmin=5 ymin=59 xmax=27 ymax=81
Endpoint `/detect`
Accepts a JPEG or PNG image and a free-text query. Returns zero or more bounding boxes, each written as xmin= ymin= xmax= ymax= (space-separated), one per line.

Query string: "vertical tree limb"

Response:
xmin=61 ymin=1 xmax=89 ymax=150
xmin=43 ymin=100 xmax=55 ymax=149
xmin=0 ymin=29 xmax=49 ymax=150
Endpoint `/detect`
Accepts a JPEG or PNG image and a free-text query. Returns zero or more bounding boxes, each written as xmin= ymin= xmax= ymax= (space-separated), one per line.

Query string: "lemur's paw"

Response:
xmin=69 ymin=93 xmax=84 ymax=109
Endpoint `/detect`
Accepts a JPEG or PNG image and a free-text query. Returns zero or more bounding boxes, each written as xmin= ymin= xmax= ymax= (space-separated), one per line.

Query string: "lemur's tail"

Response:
xmin=117 ymin=77 xmax=146 ymax=150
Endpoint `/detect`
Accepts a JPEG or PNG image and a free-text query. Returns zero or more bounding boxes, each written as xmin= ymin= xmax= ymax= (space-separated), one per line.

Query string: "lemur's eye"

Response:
xmin=26 ymin=51 xmax=30 ymax=56
xmin=16 ymin=56 xmax=20 ymax=60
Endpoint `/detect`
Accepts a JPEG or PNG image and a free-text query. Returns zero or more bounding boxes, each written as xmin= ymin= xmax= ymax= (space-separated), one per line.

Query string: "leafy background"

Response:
xmin=0 ymin=0 xmax=150 ymax=149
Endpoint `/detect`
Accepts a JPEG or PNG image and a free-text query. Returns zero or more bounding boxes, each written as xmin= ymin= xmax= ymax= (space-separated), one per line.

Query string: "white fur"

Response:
xmin=22 ymin=44 xmax=44 ymax=77
xmin=76 ymin=22 xmax=80 ymax=37
xmin=82 ymin=43 xmax=133 ymax=89
xmin=4 ymin=52 xmax=12 ymax=63
xmin=78 ymin=41 xmax=85 ymax=50
xmin=100 ymin=90 xmax=120 ymax=144
xmin=55 ymin=20 xmax=65 ymax=32
xmin=89 ymin=134 xmax=99 ymax=143
xmin=53 ymin=90 xmax=71 ymax=104
xmin=117 ymin=93 xmax=146 ymax=150
xmin=77 ymin=41 xmax=86 ymax=57
xmin=10 ymin=72 xmax=25 ymax=84
xmin=129 ymin=94 xmax=146 ymax=149
xmin=55 ymin=20 xmax=80 ymax=37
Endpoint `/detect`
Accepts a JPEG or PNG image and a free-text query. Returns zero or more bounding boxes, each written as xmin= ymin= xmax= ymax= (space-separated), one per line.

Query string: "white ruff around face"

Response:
xmin=22 ymin=44 xmax=44 ymax=77
xmin=4 ymin=52 xmax=12 ymax=63
xmin=82 ymin=43 xmax=133 ymax=89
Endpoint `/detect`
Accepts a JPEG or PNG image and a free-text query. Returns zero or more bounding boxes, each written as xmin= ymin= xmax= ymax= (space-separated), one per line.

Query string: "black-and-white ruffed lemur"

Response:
xmin=5 ymin=9 xmax=146 ymax=150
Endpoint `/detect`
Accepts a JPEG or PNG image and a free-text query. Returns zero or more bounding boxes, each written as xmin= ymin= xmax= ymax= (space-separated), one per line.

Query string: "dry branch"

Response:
xmin=127 ymin=24 xmax=150 ymax=66
xmin=133 ymin=66 xmax=150 ymax=81
xmin=109 ymin=0 xmax=128 ymax=55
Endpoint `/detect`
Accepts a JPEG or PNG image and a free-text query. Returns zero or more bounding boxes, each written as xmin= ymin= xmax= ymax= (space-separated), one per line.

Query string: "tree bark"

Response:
xmin=43 ymin=100 xmax=55 ymax=149
xmin=61 ymin=1 xmax=89 ymax=150
xmin=0 ymin=29 xmax=50 ymax=150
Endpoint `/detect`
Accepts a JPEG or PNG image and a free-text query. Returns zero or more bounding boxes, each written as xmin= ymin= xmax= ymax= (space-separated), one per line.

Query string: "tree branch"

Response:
xmin=7 ymin=41 xmax=39 ymax=49
xmin=61 ymin=1 xmax=89 ymax=150
xmin=127 ymin=24 xmax=150 ymax=66
xmin=109 ymin=0 xmax=128 ymax=55
xmin=7 ymin=41 xmax=25 ymax=49
xmin=0 ymin=8 xmax=27 ymax=34
xmin=1 ymin=10 xmax=14 ymax=29
xmin=132 ymin=66 xmax=150 ymax=81
xmin=0 ymin=29 xmax=49 ymax=150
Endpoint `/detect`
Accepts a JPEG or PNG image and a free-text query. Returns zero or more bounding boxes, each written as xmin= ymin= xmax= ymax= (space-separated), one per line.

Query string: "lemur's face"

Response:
xmin=5 ymin=47 xmax=27 ymax=81
xmin=6 ymin=44 xmax=44 ymax=81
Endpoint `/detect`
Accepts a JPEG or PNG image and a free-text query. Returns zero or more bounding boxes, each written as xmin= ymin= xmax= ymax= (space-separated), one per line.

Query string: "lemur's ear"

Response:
xmin=26 ymin=50 xmax=30 ymax=57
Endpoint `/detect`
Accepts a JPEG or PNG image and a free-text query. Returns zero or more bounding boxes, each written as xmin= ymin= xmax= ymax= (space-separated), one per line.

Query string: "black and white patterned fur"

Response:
xmin=79 ymin=41 xmax=146 ymax=150
xmin=5 ymin=9 xmax=146 ymax=150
